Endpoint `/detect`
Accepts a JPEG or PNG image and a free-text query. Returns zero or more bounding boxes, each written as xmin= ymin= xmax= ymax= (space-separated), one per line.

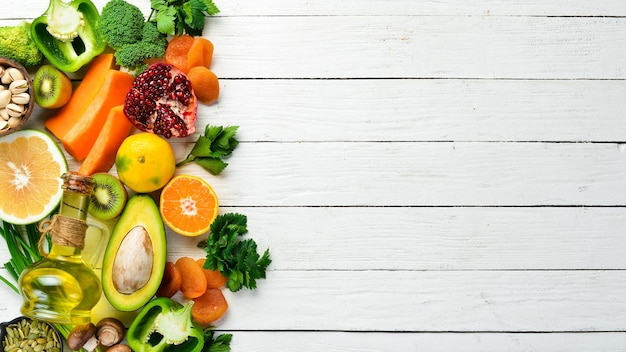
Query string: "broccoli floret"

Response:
xmin=97 ymin=0 xmax=145 ymax=49
xmin=141 ymin=21 xmax=168 ymax=48
xmin=115 ymin=42 xmax=166 ymax=75
xmin=0 ymin=22 xmax=43 ymax=67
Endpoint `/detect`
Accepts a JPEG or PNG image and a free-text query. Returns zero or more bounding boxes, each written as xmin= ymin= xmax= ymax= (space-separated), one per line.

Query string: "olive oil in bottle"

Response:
xmin=18 ymin=172 xmax=102 ymax=324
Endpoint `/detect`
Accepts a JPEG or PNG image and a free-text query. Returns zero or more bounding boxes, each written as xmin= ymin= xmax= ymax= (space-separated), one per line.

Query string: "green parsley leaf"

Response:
xmin=149 ymin=0 xmax=220 ymax=36
xmin=176 ymin=124 xmax=239 ymax=175
xmin=201 ymin=328 xmax=232 ymax=352
xmin=198 ymin=213 xmax=271 ymax=292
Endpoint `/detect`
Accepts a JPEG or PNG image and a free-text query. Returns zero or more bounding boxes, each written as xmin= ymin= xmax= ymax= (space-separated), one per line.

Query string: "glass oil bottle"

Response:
xmin=18 ymin=172 xmax=102 ymax=324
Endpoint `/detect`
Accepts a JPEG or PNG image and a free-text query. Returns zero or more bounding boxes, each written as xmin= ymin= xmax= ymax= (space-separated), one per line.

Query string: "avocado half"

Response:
xmin=102 ymin=194 xmax=167 ymax=311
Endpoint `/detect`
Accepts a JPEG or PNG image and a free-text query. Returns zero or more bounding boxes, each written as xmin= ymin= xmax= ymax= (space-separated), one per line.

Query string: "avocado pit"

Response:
xmin=112 ymin=225 xmax=154 ymax=294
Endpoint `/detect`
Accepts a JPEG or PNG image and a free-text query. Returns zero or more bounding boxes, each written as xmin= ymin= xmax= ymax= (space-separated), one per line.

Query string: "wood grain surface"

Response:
xmin=1 ymin=0 xmax=624 ymax=351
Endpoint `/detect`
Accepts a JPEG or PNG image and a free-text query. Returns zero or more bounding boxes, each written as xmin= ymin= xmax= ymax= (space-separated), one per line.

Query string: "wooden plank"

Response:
xmin=162 ymin=206 xmax=626 ymax=271
xmin=2 ymin=270 xmax=626 ymax=332
xmin=208 ymin=270 xmax=626 ymax=332
xmin=201 ymin=79 xmax=626 ymax=142
xmin=3 ymin=0 xmax=626 ymax=18
xmin=2 ymin=16 xmax=624 ymax=79
xmin=229 ymin=331 xmax=626 ymax=352
xmin=76 ymin=142 xmax=625 ymax=207
xmin=199 ymin=16 xmax=626 ymax=79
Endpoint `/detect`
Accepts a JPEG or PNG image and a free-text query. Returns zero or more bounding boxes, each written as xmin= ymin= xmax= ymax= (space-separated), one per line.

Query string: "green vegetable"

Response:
xmin=0 ymin=22 xmax=44 ymax=67
xmin=198 ymin=213 xmax=271 ymax=292
xmin=201 ymin=328 xmax=232 ymax=352
xmin=114 ymin=22 xmax=168 ymax=74
xmin=0 ymin=222 xmax=42 ymax=293
xmin=30 ymin=0 xmax=106 ymax=72
xmin=149 ymin=0 xmax=220 ymax=36
xmin=127 ymin=297 xmax=205 ymax=352
xmin=97 ymin=0 xmax=145 ymax=49
xmin=177 ymin=125 xmax=239 ymax=175
xmin=0 ymin=221 xmax=86 ymax=351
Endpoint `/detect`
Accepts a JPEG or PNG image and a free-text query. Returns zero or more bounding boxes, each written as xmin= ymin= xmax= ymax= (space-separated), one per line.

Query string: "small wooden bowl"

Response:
xmin=0 ymin=57 xmax=35 ymax=137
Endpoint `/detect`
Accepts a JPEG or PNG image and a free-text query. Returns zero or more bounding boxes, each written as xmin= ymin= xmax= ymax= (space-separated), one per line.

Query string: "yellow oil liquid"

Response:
xmin=19 ymin=256 xmax=102 ymax=325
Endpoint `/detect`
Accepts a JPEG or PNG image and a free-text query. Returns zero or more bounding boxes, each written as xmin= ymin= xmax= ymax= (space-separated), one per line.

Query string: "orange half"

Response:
xmin=0 ymin=129 xmax=68 ymax=225
xmin=159 ymin=174 xmax=219 ymax=236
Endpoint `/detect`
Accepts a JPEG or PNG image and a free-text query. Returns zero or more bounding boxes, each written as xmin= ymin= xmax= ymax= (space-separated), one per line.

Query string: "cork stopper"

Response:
xmin=61 ymin=172 xmax=95 ymax=195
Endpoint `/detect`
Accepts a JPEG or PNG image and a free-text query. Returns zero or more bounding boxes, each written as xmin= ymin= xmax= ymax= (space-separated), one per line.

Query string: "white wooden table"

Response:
xmin=2 ymin=1 xmax=626 ymax=350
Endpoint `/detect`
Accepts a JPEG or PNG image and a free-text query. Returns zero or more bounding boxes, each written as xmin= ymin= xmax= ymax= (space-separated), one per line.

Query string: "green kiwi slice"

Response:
xmin=89 ymin=173 xmax=128 ymax=220
xmin=32 ymin=64 xmax=72 ymax=109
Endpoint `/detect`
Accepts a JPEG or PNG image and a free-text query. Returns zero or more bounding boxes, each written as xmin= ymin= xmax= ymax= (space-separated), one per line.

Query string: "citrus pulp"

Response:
xmin=115 ymin=132 xmax=176 ymax=193
xmin=0 ymin=129 xmax=68 ymax=225
xmin=160 ymin=174 xmax=219 ymax=236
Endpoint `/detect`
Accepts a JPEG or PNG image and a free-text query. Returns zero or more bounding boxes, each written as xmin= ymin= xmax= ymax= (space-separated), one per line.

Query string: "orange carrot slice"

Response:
xmin=155 ymin=262 xmax=183 ymax=298
xmin=61 ymin=69 xmax=134 ymax=161
xmin=175 ymin=256 xmax=208 ymax=299
xmin=196 ymin=258 xmax=227 ymax=289
xmin=187 ymin=66 xmax=219 ymax=105
xmin=77 ymin=105 xmax=133 ymax=176
xmin=45 ymin=54 xmax=115 ymax=140
xmin=192 ymin=288 xmax=228 ymax=325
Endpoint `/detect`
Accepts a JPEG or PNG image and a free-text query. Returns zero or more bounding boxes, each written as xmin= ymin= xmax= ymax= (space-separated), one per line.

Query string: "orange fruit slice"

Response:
xmin=0 ymin=129 xmax=68 ymax=225
xmin=159 ymin=174 xmax=219 ymax=237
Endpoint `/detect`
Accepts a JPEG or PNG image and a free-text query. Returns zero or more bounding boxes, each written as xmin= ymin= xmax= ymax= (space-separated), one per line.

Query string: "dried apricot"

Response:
xmin=187 ymin=66 xmax=219 ymax=105
xmin=192 ymin=288 xmax=228 ymax=324
xmin=175 ymin=256 xmax=208 ymax=299
xmin=196 ymin=258 xmax=228 ymax=289
xmin=155 ymin=262 xmax=182 ymax=298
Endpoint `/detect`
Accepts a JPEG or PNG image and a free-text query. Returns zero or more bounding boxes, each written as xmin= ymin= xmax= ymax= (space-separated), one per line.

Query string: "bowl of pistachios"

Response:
xmin=0 ymin=316 xmax=63 ymax=352
xmin=0 ymin=57 xmax=35 ymax=137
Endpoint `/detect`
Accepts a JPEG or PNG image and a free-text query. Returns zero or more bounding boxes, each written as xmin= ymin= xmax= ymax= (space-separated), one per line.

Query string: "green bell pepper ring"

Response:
xmin=127 ymin=297 xmax=205 ymax=352
xmin=30 ymin=0 xmax=106 ymax=73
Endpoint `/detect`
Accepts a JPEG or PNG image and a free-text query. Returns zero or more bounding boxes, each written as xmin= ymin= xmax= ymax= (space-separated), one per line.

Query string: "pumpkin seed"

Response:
xmin=1 ymin=319 xmax=60 ymax=352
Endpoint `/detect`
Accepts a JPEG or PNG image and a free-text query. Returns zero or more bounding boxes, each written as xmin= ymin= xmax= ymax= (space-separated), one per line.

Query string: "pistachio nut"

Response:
xmin=12 ymin=92 xmax=31 ymax=105
xmin=9 ymin=79 xmax=29 ymax=95
xmin=8 ymin=115 xmax=22 ymax=128
xmin=1 ymin=67 xmax=24 ymax=84
xmin=0 ymin=89 xmax=11 ymax=109
xmin=0 ymin=108 xmax=9 ymax=121
xmin=6 ymin=103 xmax=24 ymax=117
xmin=0 ymin=119 xmax=7 ymax=130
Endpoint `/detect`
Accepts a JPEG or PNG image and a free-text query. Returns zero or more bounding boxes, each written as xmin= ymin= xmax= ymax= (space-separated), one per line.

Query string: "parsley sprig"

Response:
xmin=198 ymin=213 xmax=271 ymax=292
xmin=177 ymin=124 xmax=239 ymax=175
xmin=149 ymin=0 xmax=220 ymax=36
xmin=201 ymin=328 xmax=232 ymax=352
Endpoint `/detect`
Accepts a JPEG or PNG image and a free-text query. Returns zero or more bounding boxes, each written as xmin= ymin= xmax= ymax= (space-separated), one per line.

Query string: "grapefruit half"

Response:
xmin=0 ymin=129 xmax=68 ymax=225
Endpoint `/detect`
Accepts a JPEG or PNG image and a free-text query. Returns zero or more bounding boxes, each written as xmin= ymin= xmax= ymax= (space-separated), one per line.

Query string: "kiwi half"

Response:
xmin=32 ymin=65 xmax=72 ymax=109
xmin=89 ymin=173 xmax=128 ymax=221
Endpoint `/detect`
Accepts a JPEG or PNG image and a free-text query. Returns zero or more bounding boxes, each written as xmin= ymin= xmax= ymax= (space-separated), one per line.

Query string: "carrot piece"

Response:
xmin=45 ymin=54 xmax=115 ymax=140
xmin=165 ymin=35 xmax=195 ymax=73
xmin=175 ymin=256 xmax=208 ymax=299
xmin=156 ymin=262 xmax=183 ymax=298
xmin=196 ymin=258 xmax=228 ymax=289
xmin=187 ymin=37 xmax=214 ymax=70
xmin=61 ymin=69 xmax=134 ymax=161
xmin=192 ymin=288 xmax=228 ymax=325
xmin=187 ymin=66 xmax=219 ymax=105
xmin=77 ymin=105 xmax=133 ymax=176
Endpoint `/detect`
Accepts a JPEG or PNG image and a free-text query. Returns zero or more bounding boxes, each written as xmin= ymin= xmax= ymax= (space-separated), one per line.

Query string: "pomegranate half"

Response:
xmin=124 ymin=63 xmax=197 ymax=138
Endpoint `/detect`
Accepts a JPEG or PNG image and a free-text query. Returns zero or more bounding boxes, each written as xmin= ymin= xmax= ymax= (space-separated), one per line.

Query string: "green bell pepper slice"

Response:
xmin=30 ymin=0 xmax=105 ymax=72
xmin=127 ymin=297 xmax=205 ymax=352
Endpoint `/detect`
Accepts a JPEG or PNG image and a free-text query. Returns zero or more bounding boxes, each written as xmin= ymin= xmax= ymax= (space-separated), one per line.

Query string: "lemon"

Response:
xmin=115 ymin=132 xmax=176 ymax=193
xmin=0 ymin=129 xmax=68 ymax=225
